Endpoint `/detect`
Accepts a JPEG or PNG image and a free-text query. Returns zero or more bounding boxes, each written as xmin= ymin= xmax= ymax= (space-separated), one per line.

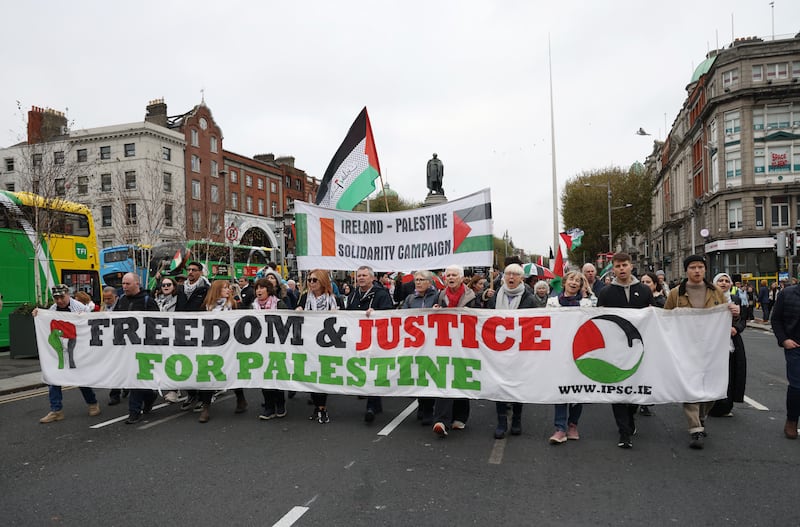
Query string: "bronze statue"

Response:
xmin=426 ymin=153 xmax=444 ymax=195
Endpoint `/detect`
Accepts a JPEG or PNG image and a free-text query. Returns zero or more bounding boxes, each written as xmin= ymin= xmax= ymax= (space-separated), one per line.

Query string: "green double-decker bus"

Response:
xmin=0 ymin=191 xmax=101 ymax=349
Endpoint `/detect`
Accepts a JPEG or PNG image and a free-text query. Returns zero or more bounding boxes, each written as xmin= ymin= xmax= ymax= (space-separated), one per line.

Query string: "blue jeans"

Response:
xmin=785 ymin=349 xmax=800 ymax=420
xmin=554 ymin=403 xmax=583 ymax=431
xmin=48 ymin=385 xmax=97 ymax=412
xmin=128 ymin=389 xmax=157 ymax=415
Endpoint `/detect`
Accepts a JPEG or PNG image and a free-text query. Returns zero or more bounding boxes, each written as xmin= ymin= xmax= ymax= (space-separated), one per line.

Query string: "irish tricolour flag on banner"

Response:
xmin=295 ymin=189 xmax=493 ymax=272
xmin=315 ymin=107 xmax=381 ymax=211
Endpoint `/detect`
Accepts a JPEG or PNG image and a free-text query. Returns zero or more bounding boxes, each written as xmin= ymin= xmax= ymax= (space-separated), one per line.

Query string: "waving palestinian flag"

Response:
xmin=315 ymin=107 xmax=382 ymax=211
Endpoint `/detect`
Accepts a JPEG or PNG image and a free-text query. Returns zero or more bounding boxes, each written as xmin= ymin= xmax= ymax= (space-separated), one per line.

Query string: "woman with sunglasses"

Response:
xmin=156 ymin=277 xmax=181 ymax=403
xmin=253 ymin=277 xmax=290 ymax=421
xmin=195 ymin=280 xmax=248 ymax=423
xmin=296 ymin=270 xmax=341 ymax=423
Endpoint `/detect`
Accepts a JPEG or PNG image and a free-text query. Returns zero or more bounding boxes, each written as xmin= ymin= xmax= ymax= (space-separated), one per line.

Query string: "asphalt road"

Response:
xmin=1 ymin=327 xmax=797 ymax=526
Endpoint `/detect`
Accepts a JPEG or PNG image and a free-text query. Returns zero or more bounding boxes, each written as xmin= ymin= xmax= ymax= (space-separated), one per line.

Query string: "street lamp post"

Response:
xmin=585 ymin=178 xmax=632 ymax=254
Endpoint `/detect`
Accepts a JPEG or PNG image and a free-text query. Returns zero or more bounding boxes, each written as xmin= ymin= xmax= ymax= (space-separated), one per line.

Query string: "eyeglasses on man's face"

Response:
xmin=161 ymin=283 xmax=173 ymax=288
xmin=187 ymin=268 xmax=200 ymax=273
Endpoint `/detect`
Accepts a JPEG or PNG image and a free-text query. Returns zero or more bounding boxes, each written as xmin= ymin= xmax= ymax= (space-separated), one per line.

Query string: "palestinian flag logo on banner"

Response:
xmin=315 ymin=107 xmax=381 ymax=211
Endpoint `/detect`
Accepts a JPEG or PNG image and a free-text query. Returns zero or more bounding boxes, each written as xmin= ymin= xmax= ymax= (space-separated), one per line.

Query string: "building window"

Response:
xmin=754 ymin=147 xmax=765 ymax=175
xmin=258 ymin=199 xmax=264 ymax=215
xmin=755 ymin=197 xmax=764 ymax=229
xmin=211 ymin=160 xmax=218 ymax=177
xmin=5 ymin=183 xmax=15 ymax=191
xmin=752 ymin=65 xmax=763 ymax=82
xmin=725 ymin=150 xmax=741 ymax=180
xmin=211 ymin=184 xmax=219 ymax=203
xmin=162 ymin=146 xmax=171 ymax=161
xmin=230 ymin=170 xmax=238 ymax=183
xmin=771 ymin=196 xmax=789 ymax=228
xmin=231 ymin=192 xmax=238 ymax=210
xmin=257 ymin=178 xmax=264 ymax=190
xmin=165 ymin=203 xmax=173 ymax=227
xmin=191 ymin=129 xmax=199 ymax=147
xmin=211 ymin=213 xmax=219 ymax=233
xmin=4 ymin=158 xmax=13 ymax=171
xmin=77 ymin=149 xmax=87 ymax=162
xmin=192 ymin=210 xmax=201 ymax=232
xmin=766 ymin=105 xmax=790 ymax=130
xmin=54 ymin=151 xmax=64 ymax=165
xmin=271 ymin=201 xmax=278 ymax=216
xmin=163 ymin=172 xmax=172 ymax=192
xmin=294 ymin=179 xmax=301 ymax=190
xmin=125 ymin=171 xmax=136 ymax=190
xmin=286 ymin=197 xmax=294 ymax=208
xmin=753 ymin=108 xmax=764 ymax=131
xmin=32 ymin=153 xmax=42 ymax=168
xmin=191 ymin=180 xmax=201 ymax=200
xmin=210 ymin=136 xmax=218 ymax=153
xmin=285 ymin=176 xmax=291 ymax=186
xmin=766 ymin=62 xmax=789 ymax=81
xmin=77 ymin=176 xmax=88 ymax=195
xmin=102 ymin=206 xmax=112 ymax=227
xmin=722 ymin=68 xmax=739 ymax=89
xmin=55 ymin=178 xmax=66 ymax=197
xmin=724 ymin=110 xmax=740 ymax=135
xmin=727 ymin=199 xmax=742 ymax=230
xmin=191 ymin=154 xmax=200 ymax=172
xmin=270 ymin=181 xmax=277 ymax=193
xmin=124 ymin=143 xmax=135 ymax=157
xmin=246 ymin=175 xmax=253 ymax=188
xmin=100 ymin=146 xmax=111 ymax=160
xmin=246 ymin=196 xmax=253 ymax=213
xmin=101 ymin=173 xmax=112 ymax=192
xmin=126 ymin=203 xmax=137 ymax=225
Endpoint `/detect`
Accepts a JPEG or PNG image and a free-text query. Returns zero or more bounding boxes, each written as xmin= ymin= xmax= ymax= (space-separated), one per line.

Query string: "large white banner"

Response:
xmin=35 ymin=306 xmax=733 ymax=404
xmin=294 ymin=188 xmax=493 ymax=272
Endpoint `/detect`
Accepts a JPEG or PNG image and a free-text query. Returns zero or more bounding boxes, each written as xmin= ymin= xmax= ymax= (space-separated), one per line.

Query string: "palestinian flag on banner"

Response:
xmin=452 ymin=201 xmax=493 ymax=253
xmin=315 ymin=107 xmax=381 ymax=211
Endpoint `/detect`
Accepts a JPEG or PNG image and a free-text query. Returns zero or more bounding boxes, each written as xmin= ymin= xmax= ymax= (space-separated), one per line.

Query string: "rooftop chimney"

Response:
xmin=275 ymin=156 xmax=295 ymax=167
xmin=27 ymin=106 xmax=68 ymax=144
xmin=145 ymin=98 xmax=168 ymax=127
xmin=254 ymin=153 xmax=276 ymax=163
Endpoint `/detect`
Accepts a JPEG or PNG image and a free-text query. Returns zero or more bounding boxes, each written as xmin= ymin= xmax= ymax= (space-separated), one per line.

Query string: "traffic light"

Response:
xmin=790 ymin=230 xmax=798 ymax=257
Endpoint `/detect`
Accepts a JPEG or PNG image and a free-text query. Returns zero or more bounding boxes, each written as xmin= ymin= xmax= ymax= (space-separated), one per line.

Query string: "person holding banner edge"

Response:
xmin=346 ymin=265 xmax=394 ymax=423
xmin=663 ymin=255 xmax=740 ymax=449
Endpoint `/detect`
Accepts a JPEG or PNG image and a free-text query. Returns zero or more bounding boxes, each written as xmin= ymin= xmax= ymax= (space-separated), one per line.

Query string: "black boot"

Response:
xmin=510 ymin=412 xmax=522 ymax=436
xmin=494 ymin=414 xmax=508 ymax=439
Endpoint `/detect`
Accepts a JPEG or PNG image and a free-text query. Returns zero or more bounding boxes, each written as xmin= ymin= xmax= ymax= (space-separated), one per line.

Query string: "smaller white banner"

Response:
xmin=294 ymin=189 xmax=493 ymax=272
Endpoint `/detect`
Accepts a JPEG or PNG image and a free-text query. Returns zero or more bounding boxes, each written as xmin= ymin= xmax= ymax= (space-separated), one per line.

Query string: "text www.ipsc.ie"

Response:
xmin=557 ymin=384 xmax=653 ymax=395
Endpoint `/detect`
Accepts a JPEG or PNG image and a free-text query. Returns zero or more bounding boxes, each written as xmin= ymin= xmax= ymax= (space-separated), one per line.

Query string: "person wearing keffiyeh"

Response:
xmin=486 ymin=263 xmax=539 ymax=439
xmin=296 ymin=270 xmax=342 ymax=424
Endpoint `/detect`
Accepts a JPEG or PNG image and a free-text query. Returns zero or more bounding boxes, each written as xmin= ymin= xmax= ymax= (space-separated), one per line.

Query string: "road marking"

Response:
xmin=488 ymin=439 xmax=506 ymax=465
xmin=272 ymin=506 xmax=309 ymax=527
xmin=89 ymin=400 xmax=200 ymax=429
xmin=137 ymin=410 xmax=189 ymax=429
xmin=744 ymin=395 xmax=769 ymax=411
xmin=377 ymin=400 xmax=418 ymax=436
xmin=344 ymin=461 xmax=355 ymax=469
xmin=0 ymin=386 xmax=51 ymax=404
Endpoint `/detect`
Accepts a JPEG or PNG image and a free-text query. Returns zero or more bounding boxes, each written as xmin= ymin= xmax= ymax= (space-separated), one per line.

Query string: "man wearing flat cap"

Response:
xmin=39 ymin=284 xmax=100 ymax=424
xmin=664 ymin=255 xmax=740 ymax=450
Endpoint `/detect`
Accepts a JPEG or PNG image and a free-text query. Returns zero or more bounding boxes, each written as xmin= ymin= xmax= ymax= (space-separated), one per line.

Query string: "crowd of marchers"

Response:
xmin=34 ymin=252 xmax=800 ymax=450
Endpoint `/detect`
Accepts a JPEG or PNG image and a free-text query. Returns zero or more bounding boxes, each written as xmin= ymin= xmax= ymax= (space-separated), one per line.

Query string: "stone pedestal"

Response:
xmin=423 ymin=193 xmax=448 ymax=207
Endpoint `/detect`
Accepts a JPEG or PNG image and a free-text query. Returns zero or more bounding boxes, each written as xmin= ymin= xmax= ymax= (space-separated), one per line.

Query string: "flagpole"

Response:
xmin=548 ymin=34 xmax=559 ymax=263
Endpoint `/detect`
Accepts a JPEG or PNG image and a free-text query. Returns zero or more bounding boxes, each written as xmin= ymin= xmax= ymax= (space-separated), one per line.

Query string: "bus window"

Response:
xmin=62 ymin=270 xmax=101 ymax=303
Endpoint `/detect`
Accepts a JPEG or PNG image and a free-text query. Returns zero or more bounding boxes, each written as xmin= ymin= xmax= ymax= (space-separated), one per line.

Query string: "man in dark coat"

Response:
xmin=346 ymin=265 xmax=394 ymax=422
xmin=771 ymin=283 xmax=800 ymax=439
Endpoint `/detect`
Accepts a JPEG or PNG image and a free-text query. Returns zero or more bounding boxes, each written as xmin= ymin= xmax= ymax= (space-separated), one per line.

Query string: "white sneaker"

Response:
xmin=164 ymin=391 xmax=180 ymax=404
xmin=451 ymin=420 xmax=466 ymax=430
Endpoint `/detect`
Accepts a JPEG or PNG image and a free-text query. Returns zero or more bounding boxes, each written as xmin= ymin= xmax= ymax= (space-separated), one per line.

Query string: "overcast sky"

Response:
xmin=3 ymin=1 xmax=798 ymax=255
